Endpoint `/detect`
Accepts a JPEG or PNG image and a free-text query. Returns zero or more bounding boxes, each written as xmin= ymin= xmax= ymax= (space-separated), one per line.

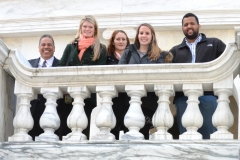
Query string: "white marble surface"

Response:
xmin=0 ymin=68 xmax=15 ymax=142
xmin=35 ymin=88 xmax=62 ymax=141
xmin=0 ymin=0 xmax=240 ymax=20
xmin=0 ymin=39 xmax=9 ymax=66
xmin=63 ymin=86 xmax=90 ymax=141
xmin=0 ymin=0 xmax=240 ymax=40
xmin=151 ymin=85 xmax=174 ymax=140
xmin=122 ymin=85 xmax=146 ymax=140
xmin=181 ymin=84 xmax=203 ymax=140
xmin=92 ymin=86 xmax=117 ymax=141
xmin=8 ymin=81 xmax=34 ymax=142
xmin=0 ymin=140 xmax=239 ymax=159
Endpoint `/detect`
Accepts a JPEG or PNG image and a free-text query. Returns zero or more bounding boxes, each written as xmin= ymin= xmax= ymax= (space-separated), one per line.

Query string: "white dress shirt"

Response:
xmin=38 ymin=56 xmax=54 ymax=68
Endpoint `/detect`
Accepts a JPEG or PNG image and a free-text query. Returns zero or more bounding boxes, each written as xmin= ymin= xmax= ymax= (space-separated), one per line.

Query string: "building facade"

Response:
xmin=0 ymin=0 xmax=240 ymax=159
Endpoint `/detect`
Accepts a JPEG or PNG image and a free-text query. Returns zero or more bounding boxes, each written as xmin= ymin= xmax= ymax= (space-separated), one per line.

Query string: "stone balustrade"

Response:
xmin=1 ymin=29 xmax=240 ymax=159
xmin=0 ymin=32 xmax=239 ymax=142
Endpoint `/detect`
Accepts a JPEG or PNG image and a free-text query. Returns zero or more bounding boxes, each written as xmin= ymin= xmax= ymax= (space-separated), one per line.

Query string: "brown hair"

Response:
xmin=107 ymin=30 xmax=130 ymax=56
xmin=71 ymin=15 xmax=101 ymax=61
xmin=134 ymin=23 xmax=162 ymax=61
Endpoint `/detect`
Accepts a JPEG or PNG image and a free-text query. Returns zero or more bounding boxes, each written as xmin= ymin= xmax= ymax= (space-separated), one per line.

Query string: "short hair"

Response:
xmin=182 ymin=13 xmax=199 ymax=26
xmin=39 ymin=34 xmax=55 ymax=46
xmin=134 ymin=23 xmax=162 ymax=61
xmin=107 ymin=30 xmax=130 ymax=56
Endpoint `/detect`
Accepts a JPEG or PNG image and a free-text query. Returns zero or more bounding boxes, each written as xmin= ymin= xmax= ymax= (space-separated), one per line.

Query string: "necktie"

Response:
xmin=42 ymin=61 xmax=47 ymax=68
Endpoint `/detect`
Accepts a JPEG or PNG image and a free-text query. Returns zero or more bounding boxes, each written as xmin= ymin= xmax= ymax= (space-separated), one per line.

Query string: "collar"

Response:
xmin=39 ymin=56 xmax=54 ymax=68
xmin=184 ymin=33 xmax=202 ymax=44
xmin=179 ymin=33 xmax=207 ymax=48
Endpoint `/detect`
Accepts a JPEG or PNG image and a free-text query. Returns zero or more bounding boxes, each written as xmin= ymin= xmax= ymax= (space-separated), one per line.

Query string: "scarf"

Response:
xmin=115 ymin=51 xmax=122 ymax=60
xmin=78 ymin=36 xmax=95 ymax=60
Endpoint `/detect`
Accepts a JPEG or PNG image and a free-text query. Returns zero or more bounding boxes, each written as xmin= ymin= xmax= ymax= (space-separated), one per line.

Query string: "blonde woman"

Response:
xmin=59 ymin=15 xmax=106 ymax=66
xmin=57 ymin=15 xmax=106 ymax=140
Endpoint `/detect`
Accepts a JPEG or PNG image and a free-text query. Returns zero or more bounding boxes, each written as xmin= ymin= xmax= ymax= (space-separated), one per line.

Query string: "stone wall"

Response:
xmin=0 ymin=67 xmax=15 ymax=142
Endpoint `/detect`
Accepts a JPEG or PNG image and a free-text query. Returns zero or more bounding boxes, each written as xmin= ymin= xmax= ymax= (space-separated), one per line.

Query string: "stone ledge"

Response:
xmin=1 ymin=10 xmax=240 ymax=37
xmin=0 ymin=140 xmax=239 ymax=159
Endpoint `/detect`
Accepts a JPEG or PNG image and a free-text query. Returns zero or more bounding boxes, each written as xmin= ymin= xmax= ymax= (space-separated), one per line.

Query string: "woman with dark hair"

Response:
xmin=106 ymin=30 xmax=130 ymax=139
xmin=107 ymin=30 xmax=130 ymax=65
xmin=57 ymin=15 xmax=107 ymax=140
xmin=118 ymin=23 xmax=172 ymax=139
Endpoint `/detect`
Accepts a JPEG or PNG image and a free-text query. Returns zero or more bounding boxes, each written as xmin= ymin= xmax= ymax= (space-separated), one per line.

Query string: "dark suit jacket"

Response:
xmin=29 ymin=57 xmax=59 ymax=67
xmin=28 ymin=56 xmax=59 ymax=140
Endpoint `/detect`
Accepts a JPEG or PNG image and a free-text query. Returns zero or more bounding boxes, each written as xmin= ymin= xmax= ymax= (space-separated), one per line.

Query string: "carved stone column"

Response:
xmin=91 ymin=85 xmax=117 ymax=141
xmin=62 ymin=86 xmax=90 ymax=141
xmin=35 ymin=87 xmax=62 ymax=141
xmin=8 ymin=81 xmax=34 ymax=142
xmin=211 ymin=76 xmax=234 ymax=139
xmin=150 ymin=84 xmax=174 ymax=140
xmin=121 ymin=85 xmax=146 ymax=140
xmin=180 ymin=84 xmax=203 ymax=140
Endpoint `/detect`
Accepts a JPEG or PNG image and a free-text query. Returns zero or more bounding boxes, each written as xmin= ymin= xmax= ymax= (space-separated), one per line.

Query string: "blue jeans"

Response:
xmin=175 ymin=95 xmax=217 ymax=139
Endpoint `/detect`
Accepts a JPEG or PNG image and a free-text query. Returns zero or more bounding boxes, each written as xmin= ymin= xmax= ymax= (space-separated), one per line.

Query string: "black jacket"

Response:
xmin=119 ymin=44 xmax=170 ymax=64
xmin=28 ymin=57 xmax=59 ymax=67
xmin=58 ymin=40 xmax=106 ymax=66
xmin=106 ymin=54 xmax=119 ymax=65
xmin=170 ymin=34 xmax=226 ymax=99
xmin=170 ymin=33 xmax=226 ymax=63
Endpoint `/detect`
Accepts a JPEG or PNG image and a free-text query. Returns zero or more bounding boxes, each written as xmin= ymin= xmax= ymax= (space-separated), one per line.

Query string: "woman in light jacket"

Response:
xmin=118 ymin=23 xmax=172 ymax=139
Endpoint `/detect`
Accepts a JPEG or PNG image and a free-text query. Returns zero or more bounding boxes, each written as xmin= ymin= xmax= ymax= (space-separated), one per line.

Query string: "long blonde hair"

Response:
xmin=71 ymin=15 xmax=101 ymax=61
xmin=134 ymin=23 xmax=162 ymax=61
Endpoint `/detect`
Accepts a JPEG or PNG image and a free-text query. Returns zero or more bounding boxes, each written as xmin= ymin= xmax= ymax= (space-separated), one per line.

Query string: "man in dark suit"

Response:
xmin=29 ymin=34 xmax=59 ymax=67
xmin=28 ymin=34 xmax=59 ymax=140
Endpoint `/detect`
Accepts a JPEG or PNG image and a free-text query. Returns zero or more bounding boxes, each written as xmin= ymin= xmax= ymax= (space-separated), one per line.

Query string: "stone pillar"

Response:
xmin=63 ymin=86 xmax=90 ymax=141
xmin=35 ymin=87 xmax=62 ymax=141
xmin=150 ymin=84 xmax=174 ymax=140
xmin=180 ymin=84 xmax=203 ymax=140
xmin=8 ymin=81 xmax=34 ymax=142
xmin=91 ymin=85 xmax=117 ymax=141
xmin=211 ymin=76 xmax=234 ymax=139
xmin=121 ymin=85 xmax=146 ymax=140
xmin=0 ymin=39 xmax=15 ymax=142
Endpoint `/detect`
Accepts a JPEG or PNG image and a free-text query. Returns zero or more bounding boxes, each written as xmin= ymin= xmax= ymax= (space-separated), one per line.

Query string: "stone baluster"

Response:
xmin=211 ymin=76 xmax=234 ymax=139
xmin=121 ymin=85 xmax=146 ymax=140
xmin=62 ymin=86 xmax=90 ymax=141
xmin=35 ymin=87 xmax=62 ymax=141
xmin=150 ymin=84 xmax=174 ymax=140
xmin=180 ymin=84 xmax=203 ymax=140
xmin=91 ymin=85 xmax=117 ymax=141
xmin=8 ymin=81 xmax=34 ymax=142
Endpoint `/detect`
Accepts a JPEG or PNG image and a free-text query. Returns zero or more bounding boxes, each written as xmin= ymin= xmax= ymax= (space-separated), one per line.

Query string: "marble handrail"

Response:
xmin=1 ymin=42 xmax=239 ymax=92
xmin=1 ymin=36 xmax=240 ymax=141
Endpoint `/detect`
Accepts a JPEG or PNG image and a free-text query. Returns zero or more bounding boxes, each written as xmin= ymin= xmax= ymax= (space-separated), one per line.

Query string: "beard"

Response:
xmin=184 ymin=30 xmax=199 ymax=40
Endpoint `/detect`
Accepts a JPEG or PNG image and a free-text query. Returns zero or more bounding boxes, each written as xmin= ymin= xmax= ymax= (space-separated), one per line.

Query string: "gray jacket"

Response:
xmin=118 ymin=44 xmax=170 ymax=64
